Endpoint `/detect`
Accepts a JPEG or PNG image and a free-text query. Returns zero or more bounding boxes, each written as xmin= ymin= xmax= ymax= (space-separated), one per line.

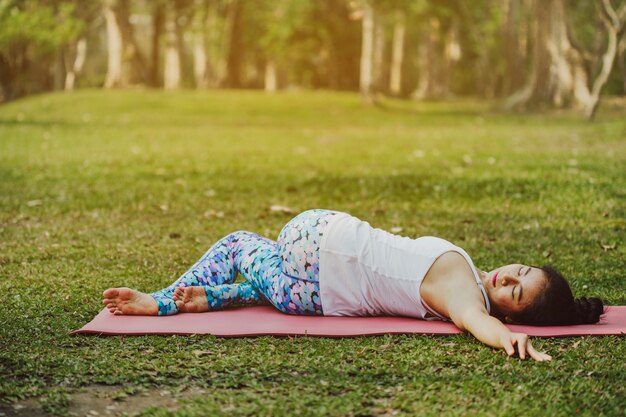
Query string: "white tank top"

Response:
xmin=318 ymin=213 xmax=490 ymax=320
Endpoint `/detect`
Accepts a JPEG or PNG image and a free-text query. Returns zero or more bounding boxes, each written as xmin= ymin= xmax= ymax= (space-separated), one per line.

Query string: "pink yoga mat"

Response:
xmin=71 ymin=306 xmax=626 ymax=338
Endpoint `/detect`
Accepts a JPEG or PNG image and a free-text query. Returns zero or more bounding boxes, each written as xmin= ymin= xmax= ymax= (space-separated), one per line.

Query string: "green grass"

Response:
xmin=0 ymin=90 xmax=624 ymax=416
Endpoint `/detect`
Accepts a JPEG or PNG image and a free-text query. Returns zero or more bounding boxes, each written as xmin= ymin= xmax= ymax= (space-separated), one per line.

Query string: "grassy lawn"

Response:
xmin=0 ymin=90 xmax=624 ymax=416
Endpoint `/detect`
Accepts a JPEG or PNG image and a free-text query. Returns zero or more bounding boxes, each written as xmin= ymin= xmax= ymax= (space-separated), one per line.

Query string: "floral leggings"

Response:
xmin=150 ymin=209 xmax=338 ymax=316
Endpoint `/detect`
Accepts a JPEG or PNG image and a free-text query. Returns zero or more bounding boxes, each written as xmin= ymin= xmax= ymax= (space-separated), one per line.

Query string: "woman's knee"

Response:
xmin=224 ymin=230 xmax=255 ymax=240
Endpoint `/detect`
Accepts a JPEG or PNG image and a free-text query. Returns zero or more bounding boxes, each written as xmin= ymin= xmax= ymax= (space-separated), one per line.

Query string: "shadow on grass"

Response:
xmin=0 ymin=118 xmax=75 ymax=128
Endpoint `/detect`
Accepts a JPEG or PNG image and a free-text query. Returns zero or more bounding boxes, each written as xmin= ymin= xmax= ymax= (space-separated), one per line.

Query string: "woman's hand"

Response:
xmin=500 ymin=332 xmax=552 ymax=361
xmin=450 ymin=306 xmax=553 ymax=362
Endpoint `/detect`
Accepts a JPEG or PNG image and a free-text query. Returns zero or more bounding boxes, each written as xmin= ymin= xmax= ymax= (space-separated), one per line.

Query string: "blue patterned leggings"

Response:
xmin=150 ymin=209 xmax=337 ymax=316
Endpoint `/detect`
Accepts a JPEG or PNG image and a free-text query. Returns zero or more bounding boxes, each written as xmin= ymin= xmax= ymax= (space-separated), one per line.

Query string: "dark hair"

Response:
xmin=509 ymin=265 xmax=605 ymax=326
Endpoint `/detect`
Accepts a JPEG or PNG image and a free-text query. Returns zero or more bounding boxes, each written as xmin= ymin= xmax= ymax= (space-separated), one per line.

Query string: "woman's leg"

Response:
xmin=150 ymin=232 xmax=269 ymax=315
xmin=104 ymin=209 xmax=337 ymax=316
xmin=175 ymin=209 xmax=338 ymax=316
xmin=234 ymin=209 xmax=338 ymax=315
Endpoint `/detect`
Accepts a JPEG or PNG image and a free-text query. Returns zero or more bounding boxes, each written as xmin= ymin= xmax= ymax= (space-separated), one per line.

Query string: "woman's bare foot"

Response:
xmin=172 ymin=286 xmax=209 ymax=313
xmin=102 ymin=287 xmax=158 ymax=315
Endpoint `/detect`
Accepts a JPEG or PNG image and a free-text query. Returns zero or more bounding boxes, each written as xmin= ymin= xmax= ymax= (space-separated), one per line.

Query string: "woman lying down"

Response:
xmin=103 ymin=209 xmax=604 ymax=362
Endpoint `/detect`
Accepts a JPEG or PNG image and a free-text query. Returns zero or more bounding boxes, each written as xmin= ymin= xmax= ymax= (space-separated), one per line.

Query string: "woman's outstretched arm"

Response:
xmin=450 ymin=307 xmax=552 ymax=362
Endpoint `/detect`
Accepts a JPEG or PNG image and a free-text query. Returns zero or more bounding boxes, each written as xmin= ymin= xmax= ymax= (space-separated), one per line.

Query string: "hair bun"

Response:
xmin=573 ymin=297 xmax=604 ymax=324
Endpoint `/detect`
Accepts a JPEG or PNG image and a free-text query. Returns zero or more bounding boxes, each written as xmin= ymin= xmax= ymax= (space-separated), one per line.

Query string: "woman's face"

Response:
xmin=482 ymin=264 xmax=547 ymax=319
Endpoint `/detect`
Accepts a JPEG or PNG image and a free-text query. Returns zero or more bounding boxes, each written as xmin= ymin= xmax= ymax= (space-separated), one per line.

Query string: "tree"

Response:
xmin=0 ymin=0 xmax=83 ymax=100
xmin=411 ymin=1 xmax=459 ymax=100
xmin=191 ymin=0 xmax=208 ymax=89
xmin=252 ymin=0 xmax=311 ymax=92
xmin=618 ymin=34 xmax=626 ymax=92
xmin=223 ymin=0 xmax=243 ymax=87
xmin=163 ymin=0 xmax=186 ymax=90
xmin=204 ymin=0 xmax=228 ymax=87
xmin=64 ymin=37 xmax=87 ymax=90
xmin=63 ymin=1 xmax=101 ymax=91
xmin=389 ymin=8 xmax=406 ymax=96
xmin=586 ymin=0 xmax=626 ymax=118
xmin=306 ymin=0 xmax=360 ymax=91
xmin=103 ymin=0 xmax=145 ymax=88
xmin=500 ymin=0 xmax=525 ymax=96
xmin=506 ymin=0 xmax=626 ymax=120
xmin=149 ymin=1 xmax=165 ymax=87
xmin=357 ymin=0 xmax=376 ymax=102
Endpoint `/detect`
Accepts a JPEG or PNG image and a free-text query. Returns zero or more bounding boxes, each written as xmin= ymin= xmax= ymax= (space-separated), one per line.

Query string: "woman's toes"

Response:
xmin=183 ymin=287 xmax=194 ymax=300
xmin=173 ymin=287 xmax=183 ymax=300
xmin=102 ymin=288 xmax=119 ymax=299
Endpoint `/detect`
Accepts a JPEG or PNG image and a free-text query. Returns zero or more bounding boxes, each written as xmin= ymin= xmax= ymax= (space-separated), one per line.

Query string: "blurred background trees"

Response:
xmin=0 ymin=0 xmax=624 ymax=118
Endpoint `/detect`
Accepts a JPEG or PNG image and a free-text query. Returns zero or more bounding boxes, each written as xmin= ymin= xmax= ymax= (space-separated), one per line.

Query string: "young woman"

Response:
xmin=102 ymin=209 xmax=604 ymax=362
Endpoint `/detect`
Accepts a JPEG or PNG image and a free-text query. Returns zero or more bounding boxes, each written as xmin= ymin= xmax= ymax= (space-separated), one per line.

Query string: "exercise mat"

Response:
xmin=71 ymin=306 xmax=625 ymax=337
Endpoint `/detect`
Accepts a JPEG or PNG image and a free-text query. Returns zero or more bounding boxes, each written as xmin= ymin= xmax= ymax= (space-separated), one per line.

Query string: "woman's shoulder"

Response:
xmin=423 ymin=251 xmax=484 ymax=298
xmin=428 ymin=251 xmax=473 ymax=279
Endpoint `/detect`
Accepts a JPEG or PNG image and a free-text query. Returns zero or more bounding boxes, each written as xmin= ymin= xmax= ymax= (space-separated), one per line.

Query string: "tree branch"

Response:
xmin=585 ymin=0 xmax=625 ymax=119
xmin=598 ymin=0 xmax=626 ymax=30
xmin=618 ymin=3 xmax=626 ymax=23
xmin=599 ymin=0 xmax=618 ymax=27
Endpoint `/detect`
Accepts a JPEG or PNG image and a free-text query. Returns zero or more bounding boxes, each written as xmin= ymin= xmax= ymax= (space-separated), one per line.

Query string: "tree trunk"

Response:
xmin=224 ymin=0 xmax=243 ymax=88
xmin=117 ymin=0 xmax=146 ymax=85
xmin=0 ymin=46 xmax=26 ymax=101
xmin=585 ymin=0 xmax=626 ymax=120
xmin=0 ymin=55 xmax=11 ymax=101
xmin=412 ymin=18 xmax=441 ymax=100
xmin=501 ymin=0 xmax=524 ymax=96
xmin=549 ymin=0 xmax=575 ymax=107
xmin=412 ymin=31 xmax=428 ymax=99
xmin=103 ymin=0 xmax=145 ymax=88
xmin=264 ymin=60 xmax=277 ymax=92
xmin=205 ymin=0 xmax=223 ymax=87
xmin=359 ymin=0 xmax=375 ymax=102
xmin=412 ymin=29 xmax=430 ymax=100
xmin=65 ymin=37 xmax=87 ymax=90
xmin=441 ymin=22 xmax=460 ymax=97
xmin=150 ymin=3 xmax=164 ymax=87
xmin=506 ymin=0 xmax=558 ymax=109
xmin=192 ymin=0 xmax=208 ymax=89
xmin=507 ymin=0 xmax=625 ymax=118
xmin=104 ymin=1 xmax=123 ymax=88
xmin=618 ymin=35 xmax=626 ymax=93
xmin=373 ymin=14 xmax=385 ymax=93
xmin=193 ymin=33 xmax=208 ymax=89
xmin=53 ymin=51 xmax=65 ymax=91
xmin=163 ymin=2 xmax=182 ymax=90
xmin=390 ymin=10 xmax=405 ymax=96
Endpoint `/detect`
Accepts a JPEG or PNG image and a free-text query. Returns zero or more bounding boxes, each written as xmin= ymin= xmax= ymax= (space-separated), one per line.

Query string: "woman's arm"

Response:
xmin=422 ymin=252 xmax=551 ymax=361
xmin=451 ymin=308 xmax=552 ymax=362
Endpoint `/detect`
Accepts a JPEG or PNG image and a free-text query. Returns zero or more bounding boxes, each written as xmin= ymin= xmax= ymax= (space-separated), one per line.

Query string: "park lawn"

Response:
xmin=0 ymin=90 xmax=624 ymax=416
